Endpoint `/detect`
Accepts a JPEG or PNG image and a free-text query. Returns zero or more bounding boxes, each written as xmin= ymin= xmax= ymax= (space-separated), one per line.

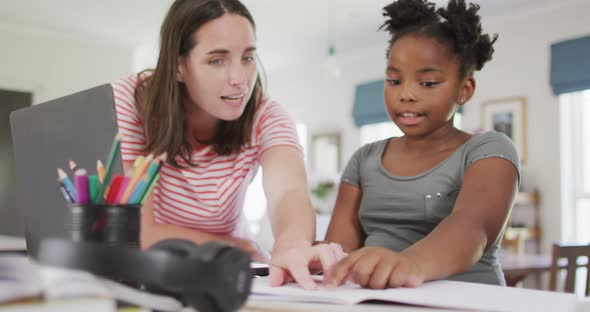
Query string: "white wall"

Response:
xmin=267 ymin=0 xmax=590 ymax=253
xmin=471 ymin=0 xmax=590 ymax=252
xmin=0 ymin=23 xmax=133 ymax=104
xmin=266 ymin=42 xmax=388 ymax=169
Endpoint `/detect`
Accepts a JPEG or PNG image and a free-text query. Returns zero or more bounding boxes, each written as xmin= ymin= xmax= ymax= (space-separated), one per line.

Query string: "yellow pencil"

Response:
xmin=68 ymin=160 xmax=78 ymax=173
xmin=120 ymin=154 xmax=154 ymax=203
xmin=96 ymin=160 xmax=106 ymax=184
xmin=133 ymin=156 xmax=145 ymax=171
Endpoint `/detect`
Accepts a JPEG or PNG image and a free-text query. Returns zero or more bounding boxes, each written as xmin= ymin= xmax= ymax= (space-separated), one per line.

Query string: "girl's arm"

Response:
xmin=324 ymin=183 xmax=365 ymax=253
xmin=402 ymin=157 xmax=518 ymax=281
xmin=260 ymin=146 xmax=343 ymax=289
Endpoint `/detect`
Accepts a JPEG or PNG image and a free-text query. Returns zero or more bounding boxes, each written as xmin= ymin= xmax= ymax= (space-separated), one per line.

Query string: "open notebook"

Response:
xmin=251 ymin=276 xmax=578 ymax=312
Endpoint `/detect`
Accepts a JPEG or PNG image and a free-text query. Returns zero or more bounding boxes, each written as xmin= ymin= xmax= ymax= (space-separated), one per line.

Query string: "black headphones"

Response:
xmin=37 ymin=238 xmax=253 ymax=312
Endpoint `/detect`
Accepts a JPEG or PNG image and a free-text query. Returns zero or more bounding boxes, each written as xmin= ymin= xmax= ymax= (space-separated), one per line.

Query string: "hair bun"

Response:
xmin=473 ymin=33 xmax=497 ymax=70
xmin=438 ymin=0 xmax=497 ymax=70
xmin=381 ymin=0 xmax=438 ymax=35
xmin=381 ymin=0 xmax=498 ymax=74
xmin=438 ymin=0 xmax=481 ymax=49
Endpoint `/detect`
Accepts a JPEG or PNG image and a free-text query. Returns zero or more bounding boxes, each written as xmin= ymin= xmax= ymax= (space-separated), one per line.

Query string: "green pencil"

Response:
xmin=140 ymin=173 xmax=160 ymax=204
xmin=88 ymin=175 xmax=99 ymax=203
xmin=96 ymin=133 xmax=123 ymax=203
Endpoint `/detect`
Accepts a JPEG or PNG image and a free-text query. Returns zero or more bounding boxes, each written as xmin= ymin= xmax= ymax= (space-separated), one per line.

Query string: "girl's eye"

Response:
xmin=421 ymin=81 xmax=439 ymax=87
xmin=386 ymin=79 xmax=400 ymax=86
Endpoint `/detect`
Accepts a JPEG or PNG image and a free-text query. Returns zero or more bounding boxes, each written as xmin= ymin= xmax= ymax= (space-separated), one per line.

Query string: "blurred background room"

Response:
xmin=1 ymin=0 xmax=589 ymax=295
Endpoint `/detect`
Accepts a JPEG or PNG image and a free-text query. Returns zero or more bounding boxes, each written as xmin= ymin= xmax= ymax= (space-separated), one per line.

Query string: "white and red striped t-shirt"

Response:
xmin=111 ymin=75 xmax=302 ymax=235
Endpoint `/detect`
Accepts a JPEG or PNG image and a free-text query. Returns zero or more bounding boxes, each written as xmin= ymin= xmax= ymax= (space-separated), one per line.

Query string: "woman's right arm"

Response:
xmin=324 ymin=183 xmax=365 ymax=253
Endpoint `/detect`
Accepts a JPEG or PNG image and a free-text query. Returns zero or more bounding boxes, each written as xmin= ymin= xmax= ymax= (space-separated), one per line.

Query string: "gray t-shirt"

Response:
xmin=341 ymin=131 xmax=520 ymax=285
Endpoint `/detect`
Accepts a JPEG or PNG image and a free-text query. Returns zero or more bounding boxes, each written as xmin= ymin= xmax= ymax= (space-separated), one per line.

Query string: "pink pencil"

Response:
xmin=113 ymin=176 xmax=131 ymax=204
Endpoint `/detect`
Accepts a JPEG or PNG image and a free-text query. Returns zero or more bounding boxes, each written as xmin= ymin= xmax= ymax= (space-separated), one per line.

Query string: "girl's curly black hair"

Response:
xmin=380 ymin=0 xmax=498 ymax=78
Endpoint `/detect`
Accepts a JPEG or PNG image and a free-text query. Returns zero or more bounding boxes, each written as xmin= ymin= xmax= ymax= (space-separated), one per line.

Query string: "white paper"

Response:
xmin=0 ymin=255 xmax=181 ymax=311
xmin=0 ymin=255 xmax=43 ymax=302
xmin=40 ymin=266 xmax=182 ymax=311
xmin=251 ymin=276 xmax=578 ymax=312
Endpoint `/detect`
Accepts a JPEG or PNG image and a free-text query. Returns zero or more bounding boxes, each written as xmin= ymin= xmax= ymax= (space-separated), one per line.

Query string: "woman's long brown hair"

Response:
xmin=135 ymin=0 xmax=264 ymax=168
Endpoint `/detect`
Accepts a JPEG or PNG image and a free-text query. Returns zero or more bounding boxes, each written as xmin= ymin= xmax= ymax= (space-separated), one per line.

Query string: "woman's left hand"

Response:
xmin=324 ymin=246 xmax=425 ymax=289
xmin=269 ymin=242 xmax=347 ymax=290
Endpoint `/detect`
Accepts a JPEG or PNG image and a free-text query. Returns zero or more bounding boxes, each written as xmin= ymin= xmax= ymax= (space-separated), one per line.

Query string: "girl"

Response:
xmin=324 ymin=0 xmax=519 ymax=289
xmin=112 ymin=0 xmax=342 ymax=290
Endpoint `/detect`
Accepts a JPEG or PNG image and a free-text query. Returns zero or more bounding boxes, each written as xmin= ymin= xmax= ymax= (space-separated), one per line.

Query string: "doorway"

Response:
xmin=1 ymin=89 xmax=32 ymax=237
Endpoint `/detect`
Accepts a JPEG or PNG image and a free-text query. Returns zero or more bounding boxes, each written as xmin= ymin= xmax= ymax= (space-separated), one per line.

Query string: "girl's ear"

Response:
xmin=177 ymin=57 xmax=185 ymax=82
xmin=458 ymin=76 xmax=476 ymax=105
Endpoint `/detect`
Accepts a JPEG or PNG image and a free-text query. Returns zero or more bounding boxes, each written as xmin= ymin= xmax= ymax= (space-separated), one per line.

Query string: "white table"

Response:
xmin=0 ymin=235 xmax=27 ymax=252
xmin=242 ymin=300 xmax=461 ymax=312
xmin=243 ymin=298 xmax=590 ymax=312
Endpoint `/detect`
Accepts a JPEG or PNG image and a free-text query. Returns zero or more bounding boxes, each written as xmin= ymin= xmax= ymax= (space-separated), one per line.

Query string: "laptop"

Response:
xmin=10 ymin=84 xmax=122 ymax=258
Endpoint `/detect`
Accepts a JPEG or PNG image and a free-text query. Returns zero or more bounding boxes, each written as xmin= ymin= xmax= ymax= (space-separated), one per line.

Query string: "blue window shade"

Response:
xmin=550 ymin=35 xmax=590 ymax=95
xmin=352 ymin=80 xmax=388 ymax=127
xmin=352 ymin=79 xmax=464 ymax=127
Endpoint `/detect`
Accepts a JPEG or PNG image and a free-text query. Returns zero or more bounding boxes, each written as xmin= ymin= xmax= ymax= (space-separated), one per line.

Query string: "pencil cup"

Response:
xmin=68 ymin=204 xmax=141 ymax=245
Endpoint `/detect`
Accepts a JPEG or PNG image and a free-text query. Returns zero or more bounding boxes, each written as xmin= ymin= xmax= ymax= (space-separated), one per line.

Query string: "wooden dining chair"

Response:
xmin=549 ymin=242 xmax=590 ymax=295
xmin=502 ymin=231 xmax=526 ymax=255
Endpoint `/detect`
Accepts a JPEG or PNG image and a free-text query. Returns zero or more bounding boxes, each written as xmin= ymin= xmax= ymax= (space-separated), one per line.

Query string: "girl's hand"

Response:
xmin=324 ymin=246 xmax=425 ymax=289
xmin=269 ymin=242 xmax=347 ymax=290
xmin=230 ymin=238 xmax=271 ymax=263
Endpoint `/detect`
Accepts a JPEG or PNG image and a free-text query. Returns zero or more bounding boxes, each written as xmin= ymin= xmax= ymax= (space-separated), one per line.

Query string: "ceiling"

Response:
xmin=0 ymin=0 xmax=561 ymax=70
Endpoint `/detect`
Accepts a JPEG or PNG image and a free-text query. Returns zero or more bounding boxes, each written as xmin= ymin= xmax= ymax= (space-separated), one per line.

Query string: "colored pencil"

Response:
xmin=133 ymin=156 xmax=145 ymax=171
xmin=88 ymin=175 xmax=99 ymax=203
xmin=114 ymin=176 xmax=131 ymax=204
xmin=96 ymin=133 xmax=123 ymax=203
xmin=105 ymin=175 xmax=124 ymax=204
xmin=139 ymin=152 xmax=168 ymax=200
xmin=57 ymin=168 xmax=77 ymax=200
xmin=68 ymin=160 xmax=78 ymax=173
xmin=74 ymin=169 xmax=89 ymax=204
xmin=146 ymin=153 xmax=167 ymax=181
xmin=140 ymin=173 xmax=160 ymax=204
xmin=121 ymin=154 xmax=154 ymax=203
xmin=58 ymin=180 xmax=75 ymax=203
xmin=96 ymin=160 xmax=106 ymax=184
xmin=128 ymin=176 xmax=148 ymax=204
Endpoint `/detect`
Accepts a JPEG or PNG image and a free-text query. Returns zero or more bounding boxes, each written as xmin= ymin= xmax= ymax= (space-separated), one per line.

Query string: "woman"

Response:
xmin=113 ymin=0 xmax=343 ymax=289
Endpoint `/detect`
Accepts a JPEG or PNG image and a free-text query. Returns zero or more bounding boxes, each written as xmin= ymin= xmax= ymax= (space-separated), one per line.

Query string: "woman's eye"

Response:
xmin=208 ymin=58 xmax=223 ymax=65
xmin=386 ymin=79 xmax=400 ymax=86
xmin=421 ymin=81 xmax=439 ymax=87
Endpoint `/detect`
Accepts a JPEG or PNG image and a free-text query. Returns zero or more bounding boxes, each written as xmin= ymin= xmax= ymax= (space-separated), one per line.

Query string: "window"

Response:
xmin=360 ymin=121 xmax=402 ymax=146
xmin=243 ymin=124 xmax=308 ymax=235
xmin=360 ymin=113 xmax=463 ymax=145
xmin=560 ymin=90 xmax=590 ymax=242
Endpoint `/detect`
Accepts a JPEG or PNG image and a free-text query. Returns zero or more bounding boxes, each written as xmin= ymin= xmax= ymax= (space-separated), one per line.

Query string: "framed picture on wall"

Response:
xmin=481 ymin=97 xmax=527 ymax=165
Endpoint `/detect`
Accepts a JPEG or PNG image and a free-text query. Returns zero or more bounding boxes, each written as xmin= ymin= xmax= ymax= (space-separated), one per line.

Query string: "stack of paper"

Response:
xmin=0 ymin=255 xmax=42 ymax=303
xmin=0 ymin=298 xmax=116 ymax=312
xmin=251 ymin=276 xmax=578 ymax=312
xmin=0 ymin=254 xmax=182 ymax=311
